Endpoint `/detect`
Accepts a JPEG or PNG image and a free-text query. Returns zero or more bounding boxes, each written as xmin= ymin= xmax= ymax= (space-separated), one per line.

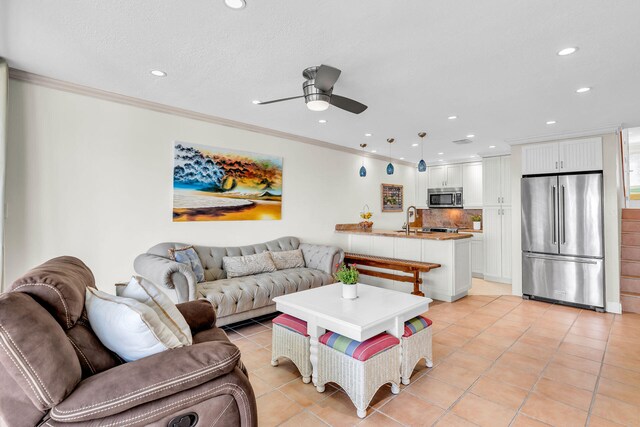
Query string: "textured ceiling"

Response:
xmin=2 ymin=0 xmax=640 ymax=163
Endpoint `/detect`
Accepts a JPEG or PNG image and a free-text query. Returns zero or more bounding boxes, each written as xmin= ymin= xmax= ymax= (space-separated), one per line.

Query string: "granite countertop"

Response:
xmin=335 ymin=228 xmax=473 ymax=240
xmin=459 ymin=228 xmax=483 ymax=233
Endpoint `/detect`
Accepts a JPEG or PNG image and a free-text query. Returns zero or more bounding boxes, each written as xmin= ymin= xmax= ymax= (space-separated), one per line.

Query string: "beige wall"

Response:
xmin=5 ymin=80 xmax=416 ymax=294
xmin=510 ymin=133 xmax=622 ymax=313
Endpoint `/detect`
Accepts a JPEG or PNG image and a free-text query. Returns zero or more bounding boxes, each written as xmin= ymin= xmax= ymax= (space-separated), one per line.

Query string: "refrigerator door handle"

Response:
xmin=552 ymin=185 xmax=557 ymax=244
xmin=561 ymin=185 xmax=566 ymax=245
xmin=524 ymin=253 xmax=598 ymax=265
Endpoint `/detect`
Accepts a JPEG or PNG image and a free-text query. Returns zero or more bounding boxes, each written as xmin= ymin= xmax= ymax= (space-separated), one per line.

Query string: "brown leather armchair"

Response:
xmin=0 ymin=256 xmax=257 ymax=427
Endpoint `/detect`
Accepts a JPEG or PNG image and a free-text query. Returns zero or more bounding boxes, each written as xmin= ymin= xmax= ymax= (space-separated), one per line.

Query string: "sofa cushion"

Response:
xmin=403 ymin=316 xmax=433 ymax=337
xmin=169 ymin=246 xmax=205 ymax=282
xmin=273 ymin=314 xmax=308 ymax=336
xmin=198 ymin=268 xmax=332 ymax=318
xmin=270 ymin=249 xmax=306 ymax=270
xmin=319 ymin=332 xmax=399 ymax=361
xmin=85 ymin=288 xmax=184 ymax=362
xmin=223 ymin=252 xmax=277 ymax=279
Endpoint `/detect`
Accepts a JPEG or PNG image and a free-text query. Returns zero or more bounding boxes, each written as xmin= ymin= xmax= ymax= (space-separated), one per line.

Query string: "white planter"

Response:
xmin=473 ymin=221 xmax=481 ymax=230
xmin=342 ymin=283 xmax=358 ymax=299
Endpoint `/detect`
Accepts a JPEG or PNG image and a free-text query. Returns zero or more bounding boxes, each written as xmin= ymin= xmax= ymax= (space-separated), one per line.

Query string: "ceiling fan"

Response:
xmin=255 ymin=65 xmax=368 ymax=114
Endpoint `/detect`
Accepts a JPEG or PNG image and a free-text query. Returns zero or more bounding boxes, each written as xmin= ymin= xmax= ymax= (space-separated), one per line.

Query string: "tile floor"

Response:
xmin=468 ymin=278 xmax=512 ymax=296
xmin=222 ymin=296 xmax=640 ymax=427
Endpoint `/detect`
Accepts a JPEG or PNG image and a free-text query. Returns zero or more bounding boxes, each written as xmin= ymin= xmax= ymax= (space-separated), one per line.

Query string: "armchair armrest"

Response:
xmin=176 ymin=300 xmax=217 ymax=333
xmin=134 ymin=253 xmax=197 ymax=302
xmin=299 ymin=243 xmax=345 ymax=275
xmin=50 ymin=340 xmax=240 ymax=423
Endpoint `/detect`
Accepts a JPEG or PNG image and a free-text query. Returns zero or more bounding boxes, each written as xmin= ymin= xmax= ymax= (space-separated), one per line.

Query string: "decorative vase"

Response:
xmin=473 ymin=221 xmax=481 ymax=230
xmin=342 ymin=283 xmax=358 ymax=299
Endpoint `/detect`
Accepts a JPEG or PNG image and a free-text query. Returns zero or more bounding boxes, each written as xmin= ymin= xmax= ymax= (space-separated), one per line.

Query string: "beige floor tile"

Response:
xmin=366 ymin=384 xmax=397 ymax=410
xmin=558 ymin=341 xmax=605 ymax=362
xmin=597 ymin=377 xmax=640 ymax=406
xmin=241 ymin=347 xmax=273 ymax=372
xmin=591 ymin=393 xmax=640 ymax=426
xmin=526 ymin=325 xmax=568 ymax=339
xmin=533 ymin=377 xmax=594 ymax=411
xmin=511 ymin=414 xmax=551 ymax=426
xmin=521 ymin=392 xmax=588 ymax=427
xmin=563 ymin=333 xmax=608 ymax=351
xmin=358 ymin=412 xmax=403 ymax=426
xmin=430 ymin=321 xmax=452 ymax=334
xmin=309 ymin=390 xmax=373 ymax=426
xmin=600 ymin=363 xmax=640 ymax=388
xmin=248 ymin=329 xmax=273 ymax=347
xmin=587 ymin=415 xmax=626 ymax=426
xmin=433 ymin=343 xmax=456 ymax=364
xmin=445 ymin=351 xmax=493 ymax=374
xmin=470 ymin=376 xmax=528 ymax=409
xmin=518 ymin=333 xmax=562 ymax=349
xmin=234 ymin=337 xmax=263 ymax=353
xmin=603 ymin=351 xmax=640 ymax=373
xmin=507 ymin=341 xmax=556 ymax=362
xmin=484 ymin=324 xmax=525 ymax=340
xmin=222 ymin=328 xmax=244 ymax=341
xmin=405 ymin=375 xmax=466 ymax=409
xmin=435 ymin=412 xmax=478 ymax=426
xmin=427 ymin=362 xmax=481 ymax=389
xmin=483 ymin=364 xmax=538 ymax=390
xmin=459 ymin=341 xmax=505 ymax=361
xmin=446 ymin=324 xmax=482 ymax=339
xmin=252 ymin=359 xmax=302 ymax=388
xmin=379 ymin=391 xmax=444 ymax=426
xmin=455 ymin=314 xmax=499 ymax=331
xmin=256 ymin=390 xmax=304 ymax=427
xmin=451 ymin=393 xmax=516 ymax=427
xmin=491 ymin=318 xmax=531 ymax=331
xmin=233 ymin=321 xmax=271 ymax=337
xmin=494 ymin=352 xmax=546 ymax=375
xmin=542 ymin=362 xmax=598 ymax=391
xmin=279 ymin=379 xmax=336 ymax=407
xmin=551 ymin=352 xmax=602 ymax=375
xmin=278 ymin=410 xmax=328 ymax=427
xmin=570 ymin=325 xmax=611 ymax=341
xmin=433 ymin=331 xmax=470 ymax=348
xmin=473 ymin=331 xmax=517 ymax=349
xmin=607 ymin=341 xmax=640 ymax=361
xmin=251 ymin=374 xmax=276 ymax=397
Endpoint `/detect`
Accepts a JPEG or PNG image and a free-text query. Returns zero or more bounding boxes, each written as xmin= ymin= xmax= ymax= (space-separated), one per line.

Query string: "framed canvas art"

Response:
xmin=381 ymin=184 xmax=403 ymax=212
xmin=173 ymin=141 xmax=283 ymax=221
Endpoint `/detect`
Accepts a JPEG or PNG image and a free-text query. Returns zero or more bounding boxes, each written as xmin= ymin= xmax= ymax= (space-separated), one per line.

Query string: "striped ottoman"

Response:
xmin=401 ymin=316 xmax=433 ymax=385
xmin=271 ymin=314 xmax=312 ymax=383
xmin=316 ymin=331 xmax=401 ymax=419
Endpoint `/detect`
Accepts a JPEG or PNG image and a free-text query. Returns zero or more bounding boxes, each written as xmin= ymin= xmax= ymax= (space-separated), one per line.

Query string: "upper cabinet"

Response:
xmin=483 ymin=155 xmax=511 ymax=207
xmin=428 ymin=164 xmax=463 ymax=189
xmin=415 ymin=170 xmax=429 ymax=208
xmin=462 ymin=162 xmax=483 ymax=208
xmin=522 ymin=137 xmax=603 ymax=175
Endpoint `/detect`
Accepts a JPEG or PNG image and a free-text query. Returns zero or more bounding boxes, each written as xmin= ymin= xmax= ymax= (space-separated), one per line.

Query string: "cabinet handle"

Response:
xmin=561 ymin=160 xmax=564 ymax=169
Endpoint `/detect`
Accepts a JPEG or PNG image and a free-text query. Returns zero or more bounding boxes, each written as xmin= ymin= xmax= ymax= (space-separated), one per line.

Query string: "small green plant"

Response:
xmin=334 ymin=263 xmax=359 ymax=285
xmin=471 ymin=215 xmax=482 ymax=222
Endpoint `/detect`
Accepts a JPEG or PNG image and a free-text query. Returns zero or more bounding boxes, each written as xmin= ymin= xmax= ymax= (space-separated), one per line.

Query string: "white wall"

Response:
xmin=5 ymin=80 xmax=415 ymax=293
xmin=510 ymin=133 xmax=622 ymax=313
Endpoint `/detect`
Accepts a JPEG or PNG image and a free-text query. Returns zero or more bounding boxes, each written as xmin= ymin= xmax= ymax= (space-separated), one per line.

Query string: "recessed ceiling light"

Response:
xmin=371 ymin=150 xmax=377 ymax=153
xmin=412 ymin=143 xmax=419 ymax=147
xmin=438 ymin=152 xmax=444 ymax=155
xmin=557 ymin=47 xmax=578 ymax=56
xmin=252 ymin=100 xmax=260 ymax=105
xmin=150 ymin=70 xmax=167 ymax=77
xmin=224 ymin=0 xmax=246 ymax=9
xmin=364 ymin=133 xmax=372 ymax=137
xmin=466 ymin=134 xmax=475 ymax=138
xmin=546 ymin=120 xmax=557 ymax=125
xmin=448 ymin=115 xmax=457 ymax=120
xmin=576 ymin=87 xmax=591 ymax=93
xmin=318 ymin=119 xmax=327 ymax=124
xmin=489 ymin=145 xmax=496 ymax=148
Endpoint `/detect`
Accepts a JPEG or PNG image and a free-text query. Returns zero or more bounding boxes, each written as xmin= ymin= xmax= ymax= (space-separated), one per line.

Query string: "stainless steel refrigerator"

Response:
xmin=521 ymin=173 xmax=605 ymax=310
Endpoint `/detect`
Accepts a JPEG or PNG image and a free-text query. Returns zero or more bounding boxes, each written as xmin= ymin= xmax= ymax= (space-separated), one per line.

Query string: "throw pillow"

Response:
xmin=169 ymin=246 xmax=205 ymax=282
xmin=85 ymin=287 xmax=183 ymax=362
xmin=118 ymin=276 xmax=192 ymax=346
xmin=222 ymin=252 xmax=277 ymax=278
xmin=270 ymin=249 xmax=306 ymax=270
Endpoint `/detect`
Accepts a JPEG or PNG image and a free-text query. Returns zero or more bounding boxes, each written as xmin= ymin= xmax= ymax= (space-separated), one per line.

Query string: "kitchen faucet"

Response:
xmin=406 ymin=205 xmax=417 ymax=235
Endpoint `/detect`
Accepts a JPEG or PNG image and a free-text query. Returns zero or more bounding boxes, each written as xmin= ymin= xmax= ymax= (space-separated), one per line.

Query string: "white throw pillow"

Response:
xmin=85 ymin=287 xmax=183 ymax=362
xmin=119 ymin=276 xmax=192 ymax=346
xmin=223 ymin=252 xmax=277 ymax=278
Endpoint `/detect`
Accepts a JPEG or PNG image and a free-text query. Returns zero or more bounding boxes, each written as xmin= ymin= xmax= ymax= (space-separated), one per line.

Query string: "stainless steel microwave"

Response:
xmin=428 ymin=188 xmax=463 ymax=208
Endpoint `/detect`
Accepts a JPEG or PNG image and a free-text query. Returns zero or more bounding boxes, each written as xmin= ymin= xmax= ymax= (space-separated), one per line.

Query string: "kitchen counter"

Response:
xmin=335 ymin=229 xmax=472 ymax=240
xmin=459 ymin=228 xmax=483 ymax=233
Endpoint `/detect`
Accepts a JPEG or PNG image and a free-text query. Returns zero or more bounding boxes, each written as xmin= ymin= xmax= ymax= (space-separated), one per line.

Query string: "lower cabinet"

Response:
xmin=483 ymin=207 xmax=512 ymax=283
xmin=470 ymin=233 xmax=484 ymax=278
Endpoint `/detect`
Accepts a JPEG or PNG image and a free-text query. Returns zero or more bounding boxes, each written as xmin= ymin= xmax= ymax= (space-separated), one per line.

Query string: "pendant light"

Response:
xmin=359 ymin=143 xmax=367 ymax=177
xmin=417 ymin=132 xmax=427 ymax=172
xmin=386 ymin=138 xmax=395 ymax=175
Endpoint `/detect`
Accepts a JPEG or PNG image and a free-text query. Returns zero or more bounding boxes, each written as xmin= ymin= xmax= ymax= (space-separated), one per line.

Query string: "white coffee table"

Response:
xmin=272 ymin=283 xmax=432 ymax=389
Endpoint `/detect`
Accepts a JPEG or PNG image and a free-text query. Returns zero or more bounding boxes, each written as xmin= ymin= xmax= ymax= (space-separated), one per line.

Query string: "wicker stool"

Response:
xmin=271 ymin=314 xmax=312 ymax=383
xmin=401 ymin=315 xmax=433 ymax=385
xmin=316 ymin=331 xmax=401 ymax=419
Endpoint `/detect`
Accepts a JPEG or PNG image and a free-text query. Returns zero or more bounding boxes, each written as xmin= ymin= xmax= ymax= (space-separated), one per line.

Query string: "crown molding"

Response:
xmin=8 ymin=68 xmax=415 ymax=167
xmin=504 ymin=124 xmax=622 ymax=145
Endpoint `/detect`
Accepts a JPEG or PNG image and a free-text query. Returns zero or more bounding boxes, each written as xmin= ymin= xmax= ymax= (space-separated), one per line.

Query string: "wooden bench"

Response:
xmin=343 ymin=252 xmax=441 ymax=297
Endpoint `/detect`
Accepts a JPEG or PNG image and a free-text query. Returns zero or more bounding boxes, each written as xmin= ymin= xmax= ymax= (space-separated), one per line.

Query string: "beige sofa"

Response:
xmin=134 ymin=237 xmax=344 ymax=326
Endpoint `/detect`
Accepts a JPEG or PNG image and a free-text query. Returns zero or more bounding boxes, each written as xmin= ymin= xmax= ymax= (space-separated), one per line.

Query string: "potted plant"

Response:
xmin=335 ymin=262 xmax=360 ymax=299
xmin=471 ymin=214 xmax=482 ymax=230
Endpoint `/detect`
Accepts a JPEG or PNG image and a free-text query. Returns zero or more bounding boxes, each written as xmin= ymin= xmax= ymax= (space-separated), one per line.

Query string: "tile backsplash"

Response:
xmin=418 ymin=208 xmax=483 ymax=229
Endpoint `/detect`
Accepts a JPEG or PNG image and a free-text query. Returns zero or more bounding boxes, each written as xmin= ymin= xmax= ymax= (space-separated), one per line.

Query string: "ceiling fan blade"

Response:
xmin=256 ymin=95 xmax=305 ymax=105
xmin=314 ymin=65 xmax=342 ymax=91
xmin=330 ymin=94 xmax=368 ymax=114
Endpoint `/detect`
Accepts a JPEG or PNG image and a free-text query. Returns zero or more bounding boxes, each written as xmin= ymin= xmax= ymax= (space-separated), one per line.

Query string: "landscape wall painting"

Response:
xmin=173 ymin=142 xmax=283 ymax=221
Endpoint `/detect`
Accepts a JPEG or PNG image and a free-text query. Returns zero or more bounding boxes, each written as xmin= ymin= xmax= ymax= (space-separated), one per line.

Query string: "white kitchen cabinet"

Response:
xmin=470 ymin=232 xmax=484 ymax=278
xmin=462 ymin=162 xmax=483 ymax=208
xmin=483 ymin=206 xmax=511 ymax=283
xmin=521 ymin=137 xmax=602 ymax=175
xmin=445 ymin=164 xmax=463 ymax=187
xmin=415 ymin=170 xmax=429 ymax=208
xmin=483 ymin=156 xmax=511 ymax=206
xmin=428 ymin=164 xmax=463 ymax=189
xmin=428 ymin=166 xmax=446 ymax=189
